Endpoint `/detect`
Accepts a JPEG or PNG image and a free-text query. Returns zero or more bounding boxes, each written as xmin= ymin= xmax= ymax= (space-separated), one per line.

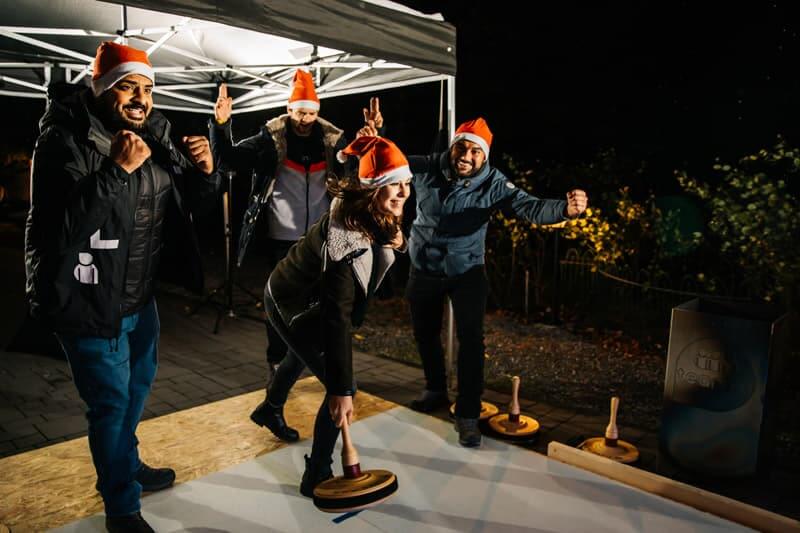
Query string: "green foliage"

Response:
xmin=677 ymin=137 xmax=800 ymax=305
xmin=490 ymin=153 xmax=690 ymax=280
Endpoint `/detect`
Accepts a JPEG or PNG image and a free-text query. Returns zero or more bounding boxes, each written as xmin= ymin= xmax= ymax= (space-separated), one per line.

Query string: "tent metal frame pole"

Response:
xmin=0 ymin=74 xmax=47 ymax=92
xmin=121 ymin=22 xmax=216 ymax=36
xmin=0 ymin=89 xmax=46 ymax=98
xmin=152 ymin=87 xmax=214 ymax=107
xmin=145 ymin=17 xmax=191 ymax=56
xmin=315 ymin=64 xmax=371 ymax=92
xmin=445 ymin=74 xmax=457 ymax=395
xmin=0 ymin=14 xmax=454 ymax=114
xmin=71 ymin=66 xmax=92 ymax=85
xmin=0 ymin=29 xmax=94 ymax=62
xmin=120 ymin=5 xmax=128 ymax=45
xmin=0 ymin=27 xmax=115 ymax=37
xmin=231 ymin=74 xmax=448 ymax=115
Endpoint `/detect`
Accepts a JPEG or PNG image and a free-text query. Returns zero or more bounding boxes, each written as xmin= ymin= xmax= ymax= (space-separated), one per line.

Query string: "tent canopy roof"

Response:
xmin=0 ymin=0 xmax=455 ymax=113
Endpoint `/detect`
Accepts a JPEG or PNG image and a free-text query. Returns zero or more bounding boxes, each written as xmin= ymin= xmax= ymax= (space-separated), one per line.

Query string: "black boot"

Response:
xmin=137 ymin=463 xmax=176 ymax=492
xmin=409 ymin=389 xmax=450 ymax=413
xmin=96 ymin=463 xmax=175 ymax=493
xmin=454 ymin=416 xmax=482 ymax=448
xmin=250 ymin=400 xmax=300 ymax=442
xmin=105 ymin=511 xmax=155 ymax=533
xmin=299 ymin=454 xmax=334 ymax=498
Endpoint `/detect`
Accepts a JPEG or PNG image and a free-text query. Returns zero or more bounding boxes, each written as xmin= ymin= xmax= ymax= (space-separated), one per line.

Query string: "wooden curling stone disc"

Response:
xmin=488 ymin=413 xmax=539 ymax=438
xmin=313 ymin=469 xmax=398 ymax=513
xmin=449 ymin=401 xmax=499 ymax=421
xmin=578 ymin=437 xmax=639 ymax=464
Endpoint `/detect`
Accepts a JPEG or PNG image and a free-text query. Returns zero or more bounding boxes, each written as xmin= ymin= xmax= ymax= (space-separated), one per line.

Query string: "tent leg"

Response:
xmin=445 ymin=75 xmax=458 ymax=395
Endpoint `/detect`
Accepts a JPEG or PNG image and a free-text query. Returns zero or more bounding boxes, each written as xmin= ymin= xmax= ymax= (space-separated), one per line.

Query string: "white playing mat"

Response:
xmin=53 ymin=406 xmax=752 ymax=532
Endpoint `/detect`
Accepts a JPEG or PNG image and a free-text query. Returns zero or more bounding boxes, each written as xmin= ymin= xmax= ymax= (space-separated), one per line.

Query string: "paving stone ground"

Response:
xmin=1 ymin=227 xmax=796 ymax=521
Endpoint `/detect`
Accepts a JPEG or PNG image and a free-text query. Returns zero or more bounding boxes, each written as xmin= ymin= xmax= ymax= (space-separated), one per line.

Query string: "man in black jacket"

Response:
xmin=25 ymin=42 xmax=219 ymax=533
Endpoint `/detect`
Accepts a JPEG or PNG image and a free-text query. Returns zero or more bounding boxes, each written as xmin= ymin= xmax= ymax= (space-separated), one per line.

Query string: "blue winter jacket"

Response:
xmin=409 ymin=152 xmax=567 ymax=277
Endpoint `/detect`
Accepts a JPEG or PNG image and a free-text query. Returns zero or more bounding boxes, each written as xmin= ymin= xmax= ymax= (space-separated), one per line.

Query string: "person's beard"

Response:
xmin=100 ymin=101 xmax=151 ymax=134
xmin=290 ymin=118 xmax=314 ymax=137
xmin=450 ymin=157 xmax=479 ymax=179
xmin=115 ymin=103 xmax=150 ymax=133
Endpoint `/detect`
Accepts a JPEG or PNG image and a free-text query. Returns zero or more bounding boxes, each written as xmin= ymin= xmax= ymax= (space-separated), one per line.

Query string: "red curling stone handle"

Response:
xmin=343 ymin=463 xmax=363 ymax=478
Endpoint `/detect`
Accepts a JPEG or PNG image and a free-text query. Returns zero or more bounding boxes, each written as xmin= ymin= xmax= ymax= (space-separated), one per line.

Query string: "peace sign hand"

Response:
xmin=362 ymin=96 xmax=383 ymax=129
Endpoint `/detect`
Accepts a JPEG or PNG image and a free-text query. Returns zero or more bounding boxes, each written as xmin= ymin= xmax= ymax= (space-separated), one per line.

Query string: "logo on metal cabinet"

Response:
xmin=671 ymin=337 xmax=752 ymax=411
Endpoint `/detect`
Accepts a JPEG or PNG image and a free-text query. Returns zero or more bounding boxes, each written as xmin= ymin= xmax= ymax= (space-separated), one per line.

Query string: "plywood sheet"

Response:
xmin=0 ymin=376 xmax=395 ymax=531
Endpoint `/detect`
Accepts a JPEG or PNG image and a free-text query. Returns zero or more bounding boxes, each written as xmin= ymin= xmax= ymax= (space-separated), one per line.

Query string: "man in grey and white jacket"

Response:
xmin=210 ymin=70 xmax=381 ymax=441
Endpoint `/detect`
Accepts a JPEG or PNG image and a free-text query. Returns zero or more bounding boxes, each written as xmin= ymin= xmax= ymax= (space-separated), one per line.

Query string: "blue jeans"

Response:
xmin=56 ymin=298 xmax=159 ymax=517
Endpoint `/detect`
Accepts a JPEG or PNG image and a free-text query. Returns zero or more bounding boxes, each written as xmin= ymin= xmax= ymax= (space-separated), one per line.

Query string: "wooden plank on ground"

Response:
xmin=547 ymin=441 xmax=800 ymax=533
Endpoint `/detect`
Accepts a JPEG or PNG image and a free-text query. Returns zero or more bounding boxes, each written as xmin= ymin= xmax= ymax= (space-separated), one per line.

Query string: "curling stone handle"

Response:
xmin=340 ymin=419 xmax=360 ymax=468
xmin=510 ymin=376 xmax=521 ymax=416
xmin=605 ymin=396 xmax=619 ymax=440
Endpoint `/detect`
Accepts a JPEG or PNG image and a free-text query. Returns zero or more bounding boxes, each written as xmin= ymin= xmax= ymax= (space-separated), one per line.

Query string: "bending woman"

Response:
xmin=263 ymin=136 xmax=411 ymax=496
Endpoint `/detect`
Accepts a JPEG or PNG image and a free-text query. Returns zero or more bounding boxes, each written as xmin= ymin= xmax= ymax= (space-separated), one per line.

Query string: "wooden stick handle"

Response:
xmin=605 ymin=396 xmax=619 ymax=440
xmin=510 ymin=376 xmax=521 ymax=416
xmin=340 ymin=419 xmax=359 ymax=467
xmin=340 ymin=419 xmax=363 ymax=478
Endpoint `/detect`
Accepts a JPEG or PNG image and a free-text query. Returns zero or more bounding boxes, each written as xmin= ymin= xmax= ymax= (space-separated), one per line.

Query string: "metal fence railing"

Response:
xmin=557 ymin=247 xmax=750 ymax=339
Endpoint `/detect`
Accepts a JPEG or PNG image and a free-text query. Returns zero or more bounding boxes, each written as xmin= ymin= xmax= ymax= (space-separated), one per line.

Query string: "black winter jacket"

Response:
xmin=25 ymin=86 xmax=220 ymax=337
xmin=267 ymin=201 xmax=400 ymax=395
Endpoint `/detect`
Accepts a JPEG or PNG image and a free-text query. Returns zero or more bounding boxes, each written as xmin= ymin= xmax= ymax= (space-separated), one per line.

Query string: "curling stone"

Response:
xmin=578 ymin=396 xmax=639 ymax=464
xmin=487 ymin=376 xmax=539 ymax=441
xmin=449 ymin=401 xmax=499 ymax=422
xmin=313 ymin=418 xmax=398 ymax=512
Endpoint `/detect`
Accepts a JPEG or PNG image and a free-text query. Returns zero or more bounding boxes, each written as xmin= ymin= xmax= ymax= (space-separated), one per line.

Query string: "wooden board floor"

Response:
xmin=0 ymin=376 xmax=395 ymax=532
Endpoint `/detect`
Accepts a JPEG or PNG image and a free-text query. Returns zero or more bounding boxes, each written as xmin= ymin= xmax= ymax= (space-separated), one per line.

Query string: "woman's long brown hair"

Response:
xmin=327 ymin=177 xmax=401 ymax=244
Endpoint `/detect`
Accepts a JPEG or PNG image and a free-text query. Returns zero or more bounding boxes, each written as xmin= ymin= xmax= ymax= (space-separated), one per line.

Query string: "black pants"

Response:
xmin=264 ymin=286 xmax=353 ymax=468
xmin=406 ymin=265 xmax=488 ymax=419
xmin=265 ymin=239 xmax=296 ymax=366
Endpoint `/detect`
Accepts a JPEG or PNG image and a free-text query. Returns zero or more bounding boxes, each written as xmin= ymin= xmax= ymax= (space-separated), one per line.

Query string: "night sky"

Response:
xmin=415 ymin=1 xmax=800 ymax=179
xmin=2 ymin=2 xmax=798 ymax=193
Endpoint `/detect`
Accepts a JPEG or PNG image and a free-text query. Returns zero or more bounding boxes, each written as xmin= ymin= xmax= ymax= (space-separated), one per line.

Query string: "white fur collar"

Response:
xmin=326 ymin=198 xmax=371 ymax=261
xmin=325 ymin=198 xmax=395 ymax=296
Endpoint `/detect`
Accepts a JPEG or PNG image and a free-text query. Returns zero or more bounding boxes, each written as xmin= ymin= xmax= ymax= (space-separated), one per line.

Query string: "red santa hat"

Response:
xmin=450 ymin=117 xmax=493 ymax=158
xmin=341 ymin=136 xmax=411 ymax=189
xmin=287 ymin=69 xmax=320 ymax=111
xmin=91 ymin=41 xmax=154 ymax=96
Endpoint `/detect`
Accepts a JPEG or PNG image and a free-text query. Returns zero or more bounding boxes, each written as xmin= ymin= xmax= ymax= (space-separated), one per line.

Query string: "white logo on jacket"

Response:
xmin=90 ymin=229 xmax=119 ymax=249
xmin=73 ymin=252 xmax=99 ymax=284
xmin=74 ymin=229 xmax=119 ymax=285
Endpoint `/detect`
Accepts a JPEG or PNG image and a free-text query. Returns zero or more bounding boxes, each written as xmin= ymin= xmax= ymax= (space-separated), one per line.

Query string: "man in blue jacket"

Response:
xmin=359 ymin=114 xmax=588 ymax=447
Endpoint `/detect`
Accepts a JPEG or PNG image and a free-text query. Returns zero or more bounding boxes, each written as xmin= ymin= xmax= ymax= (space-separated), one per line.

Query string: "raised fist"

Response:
xmin=183 ymin=136 xmax=214 ymax=175
xmin=110 ymin=130 xmax=151 ymax=174
xmin=566 ymin=189 xmax=588 ymax=218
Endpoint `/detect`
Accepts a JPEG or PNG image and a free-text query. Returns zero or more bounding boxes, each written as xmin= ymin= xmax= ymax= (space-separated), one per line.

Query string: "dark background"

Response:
xmin=4 ymin=1 xmax=794 ymax=324
xmin=2 ymin=2 xmax=798 ymax=201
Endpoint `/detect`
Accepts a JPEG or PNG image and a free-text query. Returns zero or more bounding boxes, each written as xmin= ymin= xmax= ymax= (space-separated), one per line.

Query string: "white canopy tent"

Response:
xmin=0 ymin=0 xmax=455 ymax=120
xmin=0 ymin=0 xmax=460 ymax=389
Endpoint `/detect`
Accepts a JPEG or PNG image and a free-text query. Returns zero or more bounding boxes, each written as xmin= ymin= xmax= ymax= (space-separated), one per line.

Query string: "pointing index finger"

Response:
xmin=218 ymin=83 xmax=228 ymax=99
